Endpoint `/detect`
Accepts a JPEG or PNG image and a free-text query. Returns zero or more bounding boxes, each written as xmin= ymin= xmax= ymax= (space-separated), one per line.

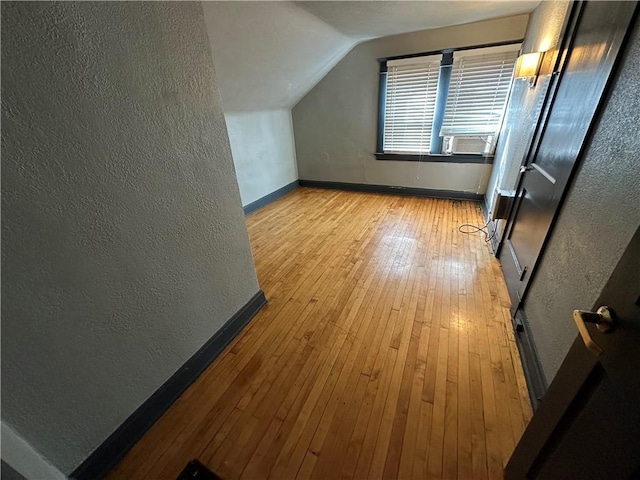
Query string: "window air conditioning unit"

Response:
xmin=443 ymin=135 xmax=497 ymax=155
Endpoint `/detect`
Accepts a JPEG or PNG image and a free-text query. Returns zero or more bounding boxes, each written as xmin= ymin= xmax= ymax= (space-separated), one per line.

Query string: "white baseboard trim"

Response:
xmin=1 ymin=422 xmax=66 ymax=480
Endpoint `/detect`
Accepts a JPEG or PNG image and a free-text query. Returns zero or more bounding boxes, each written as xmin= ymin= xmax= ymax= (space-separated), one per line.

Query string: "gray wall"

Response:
xmin=485 ymin=1 xmax=571 ymax=225
xmin=1 ymin=2 xmax=259 ymax=475
xmin=225 ymin=110 xmax=298 ymax=207
xmin=523 ymin=21 xmax=640 ymax=383
xmin=292 ymin=14 xmax=529 ymax=193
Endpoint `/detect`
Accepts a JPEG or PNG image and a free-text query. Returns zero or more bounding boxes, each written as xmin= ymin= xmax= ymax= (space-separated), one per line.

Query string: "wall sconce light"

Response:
xmin=514 ymin=51 xmax=544 ymax=87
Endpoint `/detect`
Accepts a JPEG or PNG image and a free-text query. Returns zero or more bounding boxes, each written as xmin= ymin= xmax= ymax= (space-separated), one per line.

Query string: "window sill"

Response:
xmin=375 ymin=153 xmax=494 ymax=164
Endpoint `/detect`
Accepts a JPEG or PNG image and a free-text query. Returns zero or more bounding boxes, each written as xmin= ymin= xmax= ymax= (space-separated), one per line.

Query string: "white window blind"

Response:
xmin=440 ymin=45 xmax=519 ymax=137
xmin=383 ymin=55 xmax=441 ymax=154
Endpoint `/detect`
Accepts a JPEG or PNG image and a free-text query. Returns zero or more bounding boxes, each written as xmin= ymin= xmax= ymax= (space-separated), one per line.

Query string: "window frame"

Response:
xmin=376 ymin=39 xmax=523 ymax=163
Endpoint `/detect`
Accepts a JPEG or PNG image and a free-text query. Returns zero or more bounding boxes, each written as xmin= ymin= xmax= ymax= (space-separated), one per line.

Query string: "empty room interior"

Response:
xmin=3 ymin=1 xmax=640 ymax=479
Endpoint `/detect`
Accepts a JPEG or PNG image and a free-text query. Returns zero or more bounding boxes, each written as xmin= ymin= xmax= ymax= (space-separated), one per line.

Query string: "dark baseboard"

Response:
xmin=481 ymin=194 xmax=491 ymax=223
xmin=299 ymin=179 xmax=483 ymax=202
xmin=488 ymin=222 xmax=500 ymax=254
xmin=70 ymin=290 xmax=267 ymax=480
xmin=482 ymin=202 xmax=546 ymax=409
xmin=243 ymin=180 xmax=299 ymax=215
xmin=512 ymin=309 xmax=548 ymax=411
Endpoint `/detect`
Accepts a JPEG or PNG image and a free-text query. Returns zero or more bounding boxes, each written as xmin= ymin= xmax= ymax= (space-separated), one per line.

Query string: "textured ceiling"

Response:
xmin=202 ymin=1 xmax=540 ymax=112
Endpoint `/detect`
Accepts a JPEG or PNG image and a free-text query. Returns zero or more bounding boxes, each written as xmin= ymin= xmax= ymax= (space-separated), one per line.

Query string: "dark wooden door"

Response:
xmin=505 ymin=227 xmax=640 ymax=479
xmin=500 ymin=1 xmax=638 ymax=312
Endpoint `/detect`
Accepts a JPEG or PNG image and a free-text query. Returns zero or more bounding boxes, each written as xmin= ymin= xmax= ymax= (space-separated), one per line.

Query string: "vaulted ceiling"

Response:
xmin=202 ymin=1 xmax=540 ymax=112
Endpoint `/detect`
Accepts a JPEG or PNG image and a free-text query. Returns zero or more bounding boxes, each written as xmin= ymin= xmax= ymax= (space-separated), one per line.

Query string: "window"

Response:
xmin=377 ymin=44 xmax=520 ymax=161
xmin=383 ymin=55 xmax=440 ymax=154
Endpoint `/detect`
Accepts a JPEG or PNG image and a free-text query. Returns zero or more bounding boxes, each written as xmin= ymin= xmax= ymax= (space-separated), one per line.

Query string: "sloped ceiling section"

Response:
xmin=298 ymin=1 xmax=540 ymax=40
xmin=202 ymin=1 xmax=540 ymax=112
xmin=202 ymin=2 xmax=355 ymax=112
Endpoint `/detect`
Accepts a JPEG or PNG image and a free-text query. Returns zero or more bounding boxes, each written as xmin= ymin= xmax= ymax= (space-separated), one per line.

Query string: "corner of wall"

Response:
xmin=1 ymin=422 xmax=67 ymax=479
xmin=224 ymin=109 xmax=299 ymax=207
xmin=286 ymin=108 xmax=300 ymax=181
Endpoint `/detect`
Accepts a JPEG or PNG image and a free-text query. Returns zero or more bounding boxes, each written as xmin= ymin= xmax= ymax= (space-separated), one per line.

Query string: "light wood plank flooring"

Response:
xmin=109 ymin=188 xmax=532 ymax=480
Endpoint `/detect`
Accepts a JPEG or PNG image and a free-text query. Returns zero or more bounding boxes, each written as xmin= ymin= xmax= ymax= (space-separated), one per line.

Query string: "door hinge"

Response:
xmin=513 ymin=315 xmax=524 ymax=333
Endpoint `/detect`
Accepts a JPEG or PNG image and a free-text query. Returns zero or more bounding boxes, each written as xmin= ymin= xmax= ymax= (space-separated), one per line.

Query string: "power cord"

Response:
xmin=458 ymin=220 xmax=496 ymax=243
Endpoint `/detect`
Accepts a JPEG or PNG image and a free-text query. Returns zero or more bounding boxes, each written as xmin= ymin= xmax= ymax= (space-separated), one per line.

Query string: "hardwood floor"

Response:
xmin=108 ymin=188 xmax=532 ymax=480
